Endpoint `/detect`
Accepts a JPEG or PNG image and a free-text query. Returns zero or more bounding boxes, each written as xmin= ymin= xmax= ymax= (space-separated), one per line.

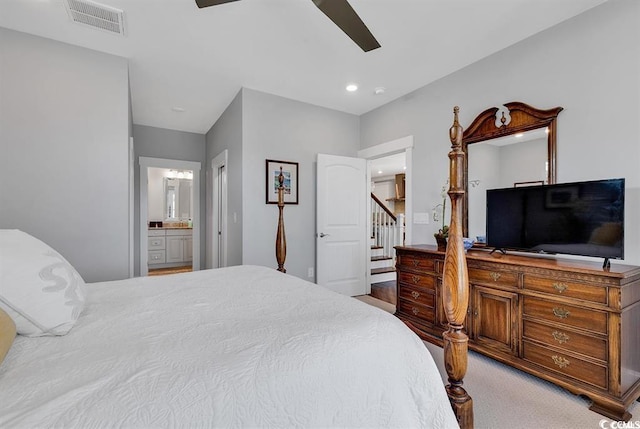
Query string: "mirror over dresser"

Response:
xmin=463 ymin=102 xmax=563 ymax=239
xmin=395 ymin=103 xmax=640 ymax=422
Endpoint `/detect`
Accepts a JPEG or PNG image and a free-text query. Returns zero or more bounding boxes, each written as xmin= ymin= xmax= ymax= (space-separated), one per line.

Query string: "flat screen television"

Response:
xmin=486 ymin=178 xmax=624 ymax=266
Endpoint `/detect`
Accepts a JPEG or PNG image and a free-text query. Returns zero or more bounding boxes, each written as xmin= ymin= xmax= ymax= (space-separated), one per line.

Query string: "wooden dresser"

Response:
xmin=395 ymin=245 xmax=640 ymax=420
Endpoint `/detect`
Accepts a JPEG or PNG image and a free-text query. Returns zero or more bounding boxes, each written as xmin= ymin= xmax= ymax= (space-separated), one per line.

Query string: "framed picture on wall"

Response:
xmin=266 ymin=159 xmax=299 ymax=204
xmin=514 ymin=180 xmax=544 ymax=188
xmin=545 ymin=185 xmax=579 ymax=209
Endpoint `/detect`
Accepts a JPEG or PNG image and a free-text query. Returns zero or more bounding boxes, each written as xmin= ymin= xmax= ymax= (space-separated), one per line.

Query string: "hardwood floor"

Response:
xmin=148 ymin=265 xmax=192 ymax=276
xmin=370 ymin=280 xmax=396 ymax=305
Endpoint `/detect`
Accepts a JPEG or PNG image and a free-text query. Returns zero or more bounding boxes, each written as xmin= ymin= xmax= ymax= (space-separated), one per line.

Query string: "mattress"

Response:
xmin=0 ymin=265 xmax=458 ymax=428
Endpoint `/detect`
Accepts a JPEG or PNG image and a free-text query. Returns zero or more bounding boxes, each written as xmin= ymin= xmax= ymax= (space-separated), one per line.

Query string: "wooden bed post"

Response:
xmin=442 ymin=106 xmax=473 ymax=429
xmin=275 ymin=167 xmax=287 ymax=273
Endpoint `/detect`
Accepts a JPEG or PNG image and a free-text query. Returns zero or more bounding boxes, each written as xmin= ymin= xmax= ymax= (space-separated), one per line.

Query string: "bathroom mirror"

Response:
xmin=463 ymin=102 xmax=563 ymax=239
xmin=164 ymin=177 xmax=193 ymax=221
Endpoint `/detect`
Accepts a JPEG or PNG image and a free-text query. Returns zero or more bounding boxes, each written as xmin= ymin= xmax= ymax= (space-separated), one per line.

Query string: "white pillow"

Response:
xmin=0 ymin=230 xmax=85 ymax=336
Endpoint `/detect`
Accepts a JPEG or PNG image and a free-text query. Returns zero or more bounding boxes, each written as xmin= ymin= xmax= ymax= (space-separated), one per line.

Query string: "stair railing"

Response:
xmin=371 ymin=193 xmax=404 ymax=263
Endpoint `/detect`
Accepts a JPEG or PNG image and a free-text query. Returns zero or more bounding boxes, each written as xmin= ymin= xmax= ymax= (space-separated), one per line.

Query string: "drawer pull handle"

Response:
xmin=411 ymin=307 xmax=419 ymax=316
xmin=412 ymin=260 xmax=420 ymax=267
xmin=552 ymin=331 xmax=570 ymax=344
xmin=411 ymin=275 xmax=420 ymax=284
xmin=490 ymin=272 xmax=501 ymax=281
xmin=553 ymin=282 xmax=568 ymax=293
xmin=551 ymin=355 xmax=570 ymax=369
xmin=411 ymin=291 xmax=420 ymax=299
xmin=552 ymin=307 xmax=570 ymax=319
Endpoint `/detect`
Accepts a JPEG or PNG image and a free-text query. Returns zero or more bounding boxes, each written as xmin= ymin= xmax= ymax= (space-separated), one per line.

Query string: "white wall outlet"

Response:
xmin=308 ymin=267 xmax=314 ymax=278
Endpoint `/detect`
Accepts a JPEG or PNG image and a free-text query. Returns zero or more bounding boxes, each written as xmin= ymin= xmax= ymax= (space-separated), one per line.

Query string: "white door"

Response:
xmin=211 ymin=150 xmax=228 ymax=269
xmin=316 ymin=154 xmax=367 ymax=296
xmin=216 ymin=164 xmax=226 ymax=267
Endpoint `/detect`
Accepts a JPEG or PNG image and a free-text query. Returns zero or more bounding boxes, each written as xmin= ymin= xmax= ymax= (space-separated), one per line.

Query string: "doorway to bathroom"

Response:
xmin=139 ymin=157 xmax=201 ymax=276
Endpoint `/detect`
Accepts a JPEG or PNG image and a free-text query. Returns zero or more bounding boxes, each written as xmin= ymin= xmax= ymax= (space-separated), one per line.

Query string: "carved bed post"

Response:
xmin=443 ymin=106 xmax=473 ymax=428
xmin=275 ymin=167 xmax=287 ymax=273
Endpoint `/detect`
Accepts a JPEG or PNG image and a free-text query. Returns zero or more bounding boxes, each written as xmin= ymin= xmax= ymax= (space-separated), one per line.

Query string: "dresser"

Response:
xmin=395 ymin=245 xmax=640 ymax=421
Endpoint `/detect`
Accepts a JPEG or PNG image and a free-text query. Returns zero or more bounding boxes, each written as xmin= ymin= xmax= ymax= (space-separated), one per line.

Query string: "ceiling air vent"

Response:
xmin=64 ymin=0 xmax=125 ymax=36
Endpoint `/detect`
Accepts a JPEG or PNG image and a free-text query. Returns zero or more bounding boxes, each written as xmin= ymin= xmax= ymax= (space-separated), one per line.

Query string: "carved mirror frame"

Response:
xmin=462 ymin=101 xmax=564 ymax=237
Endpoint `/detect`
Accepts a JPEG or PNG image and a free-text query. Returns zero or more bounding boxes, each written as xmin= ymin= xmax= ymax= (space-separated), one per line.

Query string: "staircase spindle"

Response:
xmin=376 ymin=206 xmax=382 ymax=247
xmin=385 ymin=213 xmax=391 ymax=258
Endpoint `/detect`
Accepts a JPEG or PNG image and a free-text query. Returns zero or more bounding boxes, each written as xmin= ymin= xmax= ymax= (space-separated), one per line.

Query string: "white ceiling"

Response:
xmin=0 ymin=0 xmax=607 ymax=134
xmin=370 ymin=152 xmax=405 ymax=178
xmin=485 ymin=126 xmax=549 ymax=146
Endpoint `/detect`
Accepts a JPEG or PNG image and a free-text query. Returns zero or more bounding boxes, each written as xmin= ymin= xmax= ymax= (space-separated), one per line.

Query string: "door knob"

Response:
xmin=318 ymin=233 xmax=330 ymax=238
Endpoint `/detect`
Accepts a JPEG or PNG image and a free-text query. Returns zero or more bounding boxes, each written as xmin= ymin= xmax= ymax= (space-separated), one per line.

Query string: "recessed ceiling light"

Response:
xmin=346 ymin=84 xmax=358 ymax=92
xmin=515 ymin=133 xmax=524 ymax=138
xmin=172 ymin=106 xmax=186 ymax=112
xmin=374 ymin=87 xmax=386 ymax=95
xmin=378 ymin=170 xmax=383 ymax=174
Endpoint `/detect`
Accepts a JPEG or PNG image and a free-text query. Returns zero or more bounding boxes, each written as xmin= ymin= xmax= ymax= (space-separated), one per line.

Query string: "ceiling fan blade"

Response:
xmin=195 ymin=0 xmax=241 ymax=8
xmin=312 ymin=0 xmax=380 ymax=52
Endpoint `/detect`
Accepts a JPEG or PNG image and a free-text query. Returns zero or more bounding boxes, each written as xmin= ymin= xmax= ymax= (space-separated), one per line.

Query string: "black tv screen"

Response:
xmin=486 ymin=178 xmax=624 ymax=261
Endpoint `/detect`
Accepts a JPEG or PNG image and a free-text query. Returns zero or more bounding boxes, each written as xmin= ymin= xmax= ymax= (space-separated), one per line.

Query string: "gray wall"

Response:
xmin=359 ymin=0 xmax=640 ymax=265
xmin=205 ymin=90 xmax=243 ymax=268
xmin=132 ymin=124 xmax=206 ymax=275
xmin=0 ymin=28 xmax=130 ymax=282
xmin=241 ymin=89 xmax=360 ymax=280
xmin=204 ymin=88 xmax=360 ymax=279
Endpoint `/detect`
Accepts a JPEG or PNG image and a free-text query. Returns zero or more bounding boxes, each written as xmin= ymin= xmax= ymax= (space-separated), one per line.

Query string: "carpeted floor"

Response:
xmin=355 ymin=294 xmax=640 ymax=429
xmin=424 ymin=341 xmax=639 ymax=429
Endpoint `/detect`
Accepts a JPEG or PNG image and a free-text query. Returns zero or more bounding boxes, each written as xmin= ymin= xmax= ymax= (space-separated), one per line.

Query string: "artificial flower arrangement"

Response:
xmin=434 ymin=180 xmax=449 ymax=239
xmin=433 ymin=180 xmax=449 ymax=251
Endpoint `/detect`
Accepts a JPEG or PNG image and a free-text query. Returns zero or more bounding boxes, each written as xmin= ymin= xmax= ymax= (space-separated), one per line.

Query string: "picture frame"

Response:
xmin=514 ymin=180 xmax=544 ymax=188
xmin=545 ymin=185 xmax=579 ymax=208
xmin=266 ymin=159 xmax=299 ymax=204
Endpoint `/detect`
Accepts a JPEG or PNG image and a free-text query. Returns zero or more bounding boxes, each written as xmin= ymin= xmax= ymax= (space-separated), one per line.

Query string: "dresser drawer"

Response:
xmin=398 ymin=284 xmax=435 ymax=308
xmin=522 ymin=320 xmax=607 ymax=361
xmin=468 ymin=268 xmax=518 ymax=289
xmin=397 ymin=299 xmax=436 ymax=324
xmin=523 ymin=275 xmax=607 ymax=305
xmin=148 ymin=229 xmax=165 ymax=237
xmin=398 ymin=254 xmax=436 ymax=273
xmin=148 ymin=236 xmax=166 ymax=250
xmin=522 ymin=340 xmax=607 ymax=389
xmin=398 ymin=271 xmax=436 ymax=291
xmin=148 ymin=250 xmax=166 ymax=264
xmin=523 ymin=296 xmax=607 ymax=334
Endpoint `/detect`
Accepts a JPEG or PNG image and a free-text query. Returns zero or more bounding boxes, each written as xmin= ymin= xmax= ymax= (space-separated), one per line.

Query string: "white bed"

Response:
xmin=0 ymin=258 xmax=458 ymax=428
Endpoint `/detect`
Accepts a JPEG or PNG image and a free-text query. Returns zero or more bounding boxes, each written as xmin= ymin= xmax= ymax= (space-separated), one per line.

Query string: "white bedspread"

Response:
xmin=0 ymin=265 xmax=458 ymax=428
